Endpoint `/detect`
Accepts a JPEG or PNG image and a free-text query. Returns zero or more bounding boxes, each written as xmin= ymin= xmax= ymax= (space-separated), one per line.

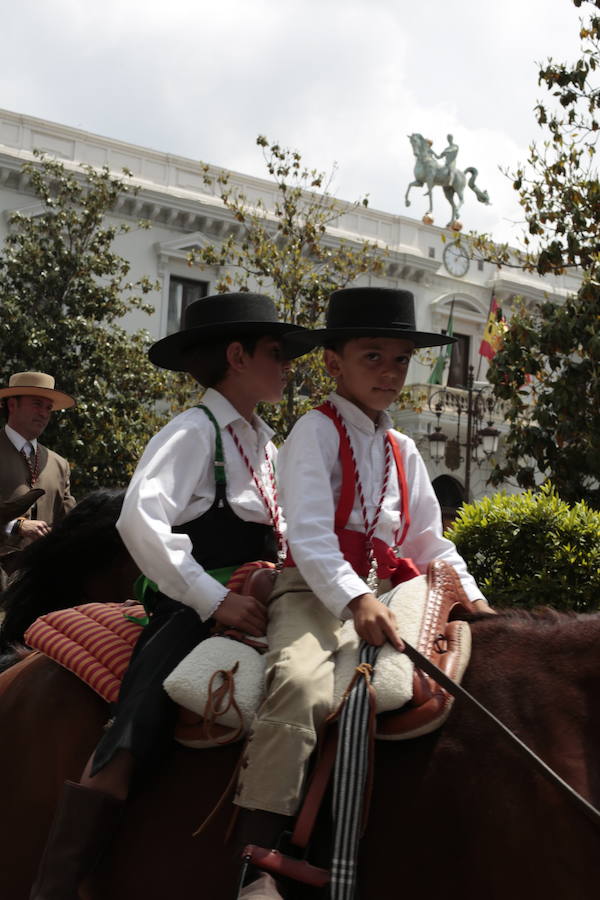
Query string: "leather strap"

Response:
xmin=241 ymin=845 xmax=330 ymax=888
xmin=291 ymin=722 xmax=338 ymax=849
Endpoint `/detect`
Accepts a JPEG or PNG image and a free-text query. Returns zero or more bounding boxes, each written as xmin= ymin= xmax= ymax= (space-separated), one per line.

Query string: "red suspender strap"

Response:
xmin=315 ymin=403 xmax=355 ymax=531
xmin=386 ymin=432 xmax=410 ymax=546
xmin=316 ymin=403 xmax=410 ymax=543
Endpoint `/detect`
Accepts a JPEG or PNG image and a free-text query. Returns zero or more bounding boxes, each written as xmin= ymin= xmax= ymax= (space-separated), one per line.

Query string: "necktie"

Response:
xmin=21 ymin=444 xmax=39 ymax=486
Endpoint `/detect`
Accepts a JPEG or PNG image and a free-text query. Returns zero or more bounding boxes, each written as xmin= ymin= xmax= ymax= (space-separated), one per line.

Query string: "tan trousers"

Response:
xmin=234 ymin=567 xmax=344 ymax=816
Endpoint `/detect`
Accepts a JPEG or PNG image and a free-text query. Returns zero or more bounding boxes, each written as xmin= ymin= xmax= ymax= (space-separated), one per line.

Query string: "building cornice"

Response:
xmin=0 ymin=107 xmax=583 ymax=301
xmin=0 ymin=107 xmax=484 ymax=258
xmin=489 ymin=271 xmax=570 ymax=305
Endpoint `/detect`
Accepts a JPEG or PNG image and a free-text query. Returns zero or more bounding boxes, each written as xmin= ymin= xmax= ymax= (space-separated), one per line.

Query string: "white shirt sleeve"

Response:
xmin=398 ymin=436 xmax=485 ymax=604
xmin=116 ymin=414 xmax=228 ymax=621
xmin=279 ymin=414 xmax=371 ymax=619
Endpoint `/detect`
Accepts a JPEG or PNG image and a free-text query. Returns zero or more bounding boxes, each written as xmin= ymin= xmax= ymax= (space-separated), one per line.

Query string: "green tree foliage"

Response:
xmin=189 ymin=136 xmax=387 ymax=438
xmin=446 ymin=484 xmax=600 ymax=611
xmin=0 ymin=153 xmax=196 ymax=496
xmin=474 ymin=0 xmax=600 ymax=507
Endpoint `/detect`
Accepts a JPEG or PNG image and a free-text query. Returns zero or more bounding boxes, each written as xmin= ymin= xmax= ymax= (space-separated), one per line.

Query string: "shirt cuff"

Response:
xmin=458 ymin=581 xmax=486 ymax=604
xmin=320 ymin=571 xmax=371 ymax=620
xmin=181 ymin=572 xmax=229 ymax=621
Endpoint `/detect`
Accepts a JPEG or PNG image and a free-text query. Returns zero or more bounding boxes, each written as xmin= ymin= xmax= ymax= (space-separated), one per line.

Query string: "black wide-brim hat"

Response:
xmin=149 ymin=292 xmax=315 ymax=371
xmin=285 ymin=287 xmax=456 ymax=351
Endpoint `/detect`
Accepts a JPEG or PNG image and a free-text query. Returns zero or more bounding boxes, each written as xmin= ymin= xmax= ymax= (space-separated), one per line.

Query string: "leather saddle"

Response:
xmin=376 ymin=559 xmax=474 ymax=739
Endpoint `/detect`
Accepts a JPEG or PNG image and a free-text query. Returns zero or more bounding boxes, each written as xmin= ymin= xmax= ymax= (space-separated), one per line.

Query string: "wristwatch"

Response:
xmin=11 ymin=517 xmax=26 ymax=536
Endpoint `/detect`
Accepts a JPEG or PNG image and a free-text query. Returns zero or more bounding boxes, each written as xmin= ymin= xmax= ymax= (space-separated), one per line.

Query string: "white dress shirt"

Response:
xmin=278 ymin=392 xmax=485 ymax=619
xmin=5 ymin=424 xmax=38 ymax=456
xmin=116 ymin=388 xmax=280 ymax=621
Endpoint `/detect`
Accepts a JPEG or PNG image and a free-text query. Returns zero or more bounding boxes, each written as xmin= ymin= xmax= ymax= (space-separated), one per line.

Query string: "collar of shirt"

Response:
xmin=201 ymin=388 xmax=274 ymax=452
xmin=4 ymin=425 xmax=38 ymax=454
xmin=327 ymin=392 xmax=393 ymax=437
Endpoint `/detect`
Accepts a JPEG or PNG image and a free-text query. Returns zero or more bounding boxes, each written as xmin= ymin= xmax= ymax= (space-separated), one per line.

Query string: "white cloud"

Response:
xmin=1 ymin=0 xmax=590 ymax=245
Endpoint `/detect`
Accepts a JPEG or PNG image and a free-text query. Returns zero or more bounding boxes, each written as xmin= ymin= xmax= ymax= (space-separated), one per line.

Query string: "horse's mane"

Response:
xmin=472 ymin=606 xmax=600 ymax=658
xmin=0 ymin=488 xmax=126 ymax=655
xmin=495 ymin=606 xmax=572 ymax=624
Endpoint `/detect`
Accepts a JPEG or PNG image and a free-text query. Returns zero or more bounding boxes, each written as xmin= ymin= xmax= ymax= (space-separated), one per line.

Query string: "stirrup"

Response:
xmin=235 ymin=725 xmax=337 ymax=897
xmin=237 ymin=841 xmax=330 ymax=893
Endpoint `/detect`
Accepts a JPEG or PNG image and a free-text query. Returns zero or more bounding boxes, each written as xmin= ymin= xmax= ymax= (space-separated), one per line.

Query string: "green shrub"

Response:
xmin=446 ymin=483 xmax=600 ymax=611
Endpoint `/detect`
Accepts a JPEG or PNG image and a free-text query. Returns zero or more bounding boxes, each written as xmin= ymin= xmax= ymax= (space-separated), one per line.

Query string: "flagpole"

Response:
xmin=475 ymin=290 xmax=495 ymax=382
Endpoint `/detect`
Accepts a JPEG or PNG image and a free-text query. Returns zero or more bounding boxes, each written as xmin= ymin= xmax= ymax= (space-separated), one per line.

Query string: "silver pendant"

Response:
xmin=366 ymin=560 xmax=378 ymax=592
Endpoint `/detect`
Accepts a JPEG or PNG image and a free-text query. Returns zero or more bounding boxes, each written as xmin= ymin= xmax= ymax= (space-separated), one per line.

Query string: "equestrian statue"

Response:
xmin=405 ymin=133 xmax=490 ymax=229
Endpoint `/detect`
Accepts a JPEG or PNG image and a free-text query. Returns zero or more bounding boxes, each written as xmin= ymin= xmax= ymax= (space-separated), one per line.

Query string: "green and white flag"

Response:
xmin=428 ymin=301 xmax=454 ymax=385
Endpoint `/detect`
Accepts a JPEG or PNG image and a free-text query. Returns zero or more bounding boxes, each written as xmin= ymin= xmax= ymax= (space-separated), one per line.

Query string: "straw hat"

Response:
xmin=0 ymin=372 xmax=75 ymax=410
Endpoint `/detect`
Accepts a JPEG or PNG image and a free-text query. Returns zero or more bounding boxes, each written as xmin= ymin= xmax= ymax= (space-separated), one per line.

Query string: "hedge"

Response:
xmin=445 ymin=483 xmax=600 ymax=611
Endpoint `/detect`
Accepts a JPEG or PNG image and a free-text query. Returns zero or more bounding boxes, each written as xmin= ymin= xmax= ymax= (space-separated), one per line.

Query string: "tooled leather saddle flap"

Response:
xmin=377 ymin=559 xmax=473 ymax=740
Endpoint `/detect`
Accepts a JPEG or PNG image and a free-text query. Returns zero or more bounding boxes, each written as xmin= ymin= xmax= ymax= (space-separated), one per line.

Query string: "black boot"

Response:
xmin=30 ymin=780 xmax=123 ymax=900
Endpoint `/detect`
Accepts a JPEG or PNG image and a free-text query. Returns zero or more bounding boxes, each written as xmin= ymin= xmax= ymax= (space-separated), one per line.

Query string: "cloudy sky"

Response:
xmin=1 ymin=0 xmax=588 ymax=243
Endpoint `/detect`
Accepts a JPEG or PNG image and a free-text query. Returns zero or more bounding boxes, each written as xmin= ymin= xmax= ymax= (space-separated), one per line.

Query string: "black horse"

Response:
xmin=0 ymin=488 xmax=138 ymax=667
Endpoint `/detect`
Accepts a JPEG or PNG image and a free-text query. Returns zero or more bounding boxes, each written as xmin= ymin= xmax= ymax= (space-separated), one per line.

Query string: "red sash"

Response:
xmin=285 ymin=403 xmax=419 ymax=586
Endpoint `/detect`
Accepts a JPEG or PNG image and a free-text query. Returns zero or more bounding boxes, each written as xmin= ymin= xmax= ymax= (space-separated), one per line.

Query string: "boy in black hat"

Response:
xmin=30 ymin=292 xmax=314 ymax=900
xmin=235 ymin=287 xmax=491 ymax=895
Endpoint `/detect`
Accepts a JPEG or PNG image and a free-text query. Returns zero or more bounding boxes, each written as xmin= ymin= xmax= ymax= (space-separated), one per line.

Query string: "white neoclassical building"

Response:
xmin=0 ymin=108 xmax=580 ymax=511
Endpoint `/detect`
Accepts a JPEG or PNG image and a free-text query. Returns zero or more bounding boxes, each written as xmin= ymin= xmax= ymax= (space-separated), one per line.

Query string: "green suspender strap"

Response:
xmin=197 ymin=403 xmax=226 ymax=487
xmin=126 ymin=404 xmax=236 ymax=625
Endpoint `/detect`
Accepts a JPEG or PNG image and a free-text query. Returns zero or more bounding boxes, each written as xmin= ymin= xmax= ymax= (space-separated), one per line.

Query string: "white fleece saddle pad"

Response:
xmin=164 ymin=574 xmax=446 ymax=748
xmin=164 ymin=635 xmax=266 ymax=736
xmin=333 ymin=575 xmax=429 ymax=713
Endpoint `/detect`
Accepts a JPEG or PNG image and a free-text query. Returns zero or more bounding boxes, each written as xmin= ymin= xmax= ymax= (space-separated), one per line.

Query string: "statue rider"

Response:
xmin=435 ymin=134 xmax=459 ymax=180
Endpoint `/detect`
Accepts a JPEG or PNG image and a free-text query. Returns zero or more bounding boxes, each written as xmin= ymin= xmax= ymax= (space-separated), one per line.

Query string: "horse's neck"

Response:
xmin=420 ymin=155 xmax=444 ymax=180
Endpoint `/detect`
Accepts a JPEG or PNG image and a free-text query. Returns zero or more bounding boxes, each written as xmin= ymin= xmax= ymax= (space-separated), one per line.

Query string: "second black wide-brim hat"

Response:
xmin=285 ymin=287 xmax=456 ymax=351
xmin=149 ymin=291 xmax=316 ymax=371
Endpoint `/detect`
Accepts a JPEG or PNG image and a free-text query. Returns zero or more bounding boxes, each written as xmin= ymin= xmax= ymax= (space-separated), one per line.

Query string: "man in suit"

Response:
xmin=0 ymin=372 xmax=76 ymax=553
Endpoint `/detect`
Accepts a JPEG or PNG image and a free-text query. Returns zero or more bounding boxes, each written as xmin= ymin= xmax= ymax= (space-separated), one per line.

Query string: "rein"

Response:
xmin=401 ymin=639 xmax=600 ymax=829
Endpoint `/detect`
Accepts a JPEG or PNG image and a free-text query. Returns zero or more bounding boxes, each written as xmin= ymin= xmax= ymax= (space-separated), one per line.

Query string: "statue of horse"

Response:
xmin=2 ymin=608 xmax=600 ymax=899
xmin=405 ymin=133 xmax=490 ymax=227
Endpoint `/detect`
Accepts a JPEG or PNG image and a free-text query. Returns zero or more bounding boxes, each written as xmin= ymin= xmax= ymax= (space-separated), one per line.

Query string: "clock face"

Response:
xmin=443 ymin=243 xmax=470 ymax=277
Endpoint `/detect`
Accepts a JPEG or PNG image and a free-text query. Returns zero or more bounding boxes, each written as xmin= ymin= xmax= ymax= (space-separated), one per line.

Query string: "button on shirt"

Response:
xmin=278 ymin=392 xmax=484 ymax=619
xmin=116 ymin=388 xmax=281 ymax=621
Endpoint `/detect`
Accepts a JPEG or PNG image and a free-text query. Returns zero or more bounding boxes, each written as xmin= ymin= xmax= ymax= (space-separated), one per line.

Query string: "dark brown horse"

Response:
xmin=2 ymin=608 xmax=600 ymax=900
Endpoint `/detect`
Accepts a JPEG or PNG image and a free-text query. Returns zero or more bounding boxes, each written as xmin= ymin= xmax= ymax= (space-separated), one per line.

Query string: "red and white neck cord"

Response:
xmin=226 ymin=425 xmax=285 ymax=560
xmin=332 ymin=408 xmax=400 ymax=585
